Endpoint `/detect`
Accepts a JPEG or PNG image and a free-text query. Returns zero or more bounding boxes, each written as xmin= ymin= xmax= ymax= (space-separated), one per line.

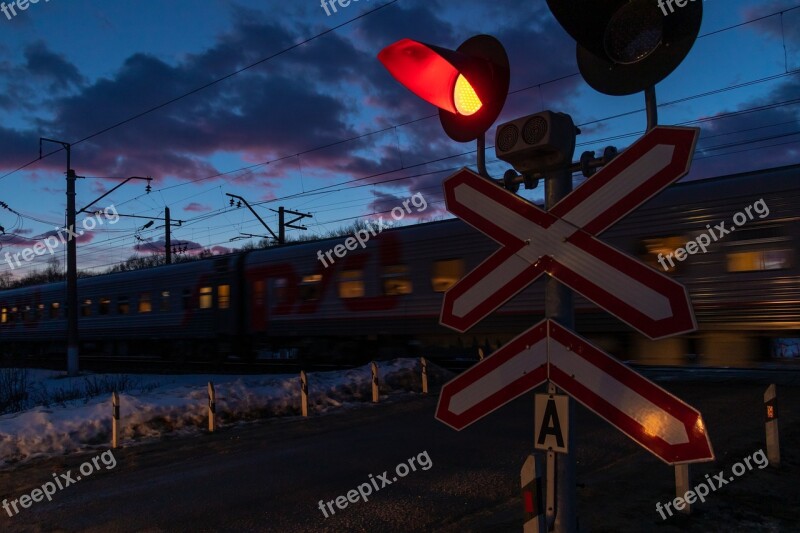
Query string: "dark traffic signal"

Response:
xmin=378 ymin=34 xmax=510 ymax=143
xmin=547 ymin=0 xmax=702 ymax=95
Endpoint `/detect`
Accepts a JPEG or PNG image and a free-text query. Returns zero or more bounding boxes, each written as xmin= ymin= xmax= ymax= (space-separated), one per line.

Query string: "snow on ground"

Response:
xmin=0 ymin=359 xmax=450 ymax=467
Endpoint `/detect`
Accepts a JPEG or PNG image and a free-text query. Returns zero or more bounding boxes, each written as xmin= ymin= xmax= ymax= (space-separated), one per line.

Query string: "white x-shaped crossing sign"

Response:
xmin=440 ymin=126 xmax=699 ymax=339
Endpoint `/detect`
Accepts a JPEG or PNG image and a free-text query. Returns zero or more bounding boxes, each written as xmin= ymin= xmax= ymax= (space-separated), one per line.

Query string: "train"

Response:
xmin=1 ymin=163 xmax=799 ymax=367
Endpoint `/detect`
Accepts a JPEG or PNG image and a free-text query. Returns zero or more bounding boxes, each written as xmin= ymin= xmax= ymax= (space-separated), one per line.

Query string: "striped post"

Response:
xmin=371 ymin=362 xmax=380 ymax=403
xmin=111 ymin=392 xmax=120 ymax=449
xmin=208 ymin=381 xmax=217 ymax=432
xmin=521 ymin=454 xmax=546 ymax=532
xmin=420 ymin=357 xmax=428 ymax=394
xmin=765 ymin=384 xmax=780 ymax=466
xmin=301 ymin=371 xmax=309 ymax=417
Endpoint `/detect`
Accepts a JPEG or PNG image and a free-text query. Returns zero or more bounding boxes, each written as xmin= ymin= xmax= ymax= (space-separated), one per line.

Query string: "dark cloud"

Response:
xmin=24 ymin=41 xmax=85 ymax=91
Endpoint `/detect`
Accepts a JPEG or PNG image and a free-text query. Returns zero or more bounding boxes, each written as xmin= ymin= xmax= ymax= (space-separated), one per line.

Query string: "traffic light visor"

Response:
xmin=378 ymin=39 xmax=481 ymax=115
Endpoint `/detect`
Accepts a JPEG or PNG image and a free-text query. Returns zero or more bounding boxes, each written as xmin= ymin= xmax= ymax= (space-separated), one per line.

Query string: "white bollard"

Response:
xmin=111 ymin=391 xmax=120 ymax=449
xmin=420 ymin=357 xmax=428 ymax=394
xmin=521 ymin=454 xmax=546 ymax=533
xmin=675 ymin=463 xmax=691 ymax=515
xmin=371 ymin=362 xmax=380 ymax=403
xmin=300 ymin=371 xmax=309 ymax=417
xmin=208 ymin=381 xmax=217 ymax=432
xmin=765 ymin=384 xmax=780 ymax=466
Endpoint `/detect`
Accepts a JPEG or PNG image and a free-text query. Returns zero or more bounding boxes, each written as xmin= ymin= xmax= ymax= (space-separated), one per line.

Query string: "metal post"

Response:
xmin=645 ymin=86 xmax=658 ymax=131
xmin=675 ymin=464 xmax=691 ymax=514
xmin=545 ymin=166 xmax=576 ymax=533
xmin=165 ymin=207 xmax=172 ymax=265
xmin=476 ymin=134 xmax=490 ymax=178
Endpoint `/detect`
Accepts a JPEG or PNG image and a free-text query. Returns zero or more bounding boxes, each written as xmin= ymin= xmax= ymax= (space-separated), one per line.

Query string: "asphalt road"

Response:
xmin=1 ymin=374 xmax=798 ymax=532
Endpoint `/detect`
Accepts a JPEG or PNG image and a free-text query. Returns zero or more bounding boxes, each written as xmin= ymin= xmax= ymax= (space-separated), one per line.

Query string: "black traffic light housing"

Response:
xmin=379 ymin=35 xmax=510 ymax=142
xmin=547 ymin=0 xmax=702 ymax=95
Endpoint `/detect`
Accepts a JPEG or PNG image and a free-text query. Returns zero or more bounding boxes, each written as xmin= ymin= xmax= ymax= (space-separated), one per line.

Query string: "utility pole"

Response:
xmin=165 ymin=207 xmax=172 ymax=264
xmin=274 ymin=206 xmax=312 ymax=245
xmin=40 ymin=137 xmax=79 ymax=376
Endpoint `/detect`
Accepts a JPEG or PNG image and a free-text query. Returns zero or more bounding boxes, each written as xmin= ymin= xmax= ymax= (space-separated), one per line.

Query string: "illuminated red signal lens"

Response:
xmin=378 ymin=39 xmax=462 ymax=114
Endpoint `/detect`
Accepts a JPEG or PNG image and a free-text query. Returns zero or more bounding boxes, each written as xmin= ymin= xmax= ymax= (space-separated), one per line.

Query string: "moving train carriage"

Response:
xmin=0 ymin=257 xmax=242 ymax=359
xmin=243 ymin=163 xmax=800 ymax=365
xmin=0 ymin=163 xmax=798 ymax=365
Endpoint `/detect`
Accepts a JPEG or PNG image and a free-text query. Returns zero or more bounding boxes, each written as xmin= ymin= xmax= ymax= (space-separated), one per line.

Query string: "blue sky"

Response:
xmin=0 ymin=0 xmax=798 ymax=276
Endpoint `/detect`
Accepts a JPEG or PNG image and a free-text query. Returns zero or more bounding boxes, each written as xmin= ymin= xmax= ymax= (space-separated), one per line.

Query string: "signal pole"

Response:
xmin=165 ymin=207 xmax=172 ymax=264
xmin=545 ymin=166 xmax=577 ymax=533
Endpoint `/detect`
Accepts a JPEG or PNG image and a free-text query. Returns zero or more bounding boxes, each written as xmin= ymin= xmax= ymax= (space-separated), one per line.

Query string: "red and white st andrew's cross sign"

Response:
xmin=440 ymin=126 xmax=699 ymax=340
xmin=435 ymin=126 xmax=714 ymax=464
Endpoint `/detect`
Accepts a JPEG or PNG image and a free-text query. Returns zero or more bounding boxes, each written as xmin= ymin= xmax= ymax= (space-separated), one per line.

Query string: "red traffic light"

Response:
xmin=378 ymin=35 xmax=509 ymax=143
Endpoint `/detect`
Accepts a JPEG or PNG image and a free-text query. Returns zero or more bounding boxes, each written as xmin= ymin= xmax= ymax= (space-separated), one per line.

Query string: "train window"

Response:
xmin=339 ymin=270 xmax=364 ymax=299
xmin=273 ymin=278 xmax=289 ymax=302
xmin=182 ymin=289 xmax=192 ymax=311
xmin=727 ymin=249 xmax=792 ymax=272
xmin=641 ymin=237 xmax=686 ymax=273
xmin=383 ymin=265 xmax=413 ymax=295
xmin=432 ymin=259 xmax=465 ymax=292
xmin=300 ymin=274 xmax=323 ymax=302
xmin=254 ymin=280 xmax=265 ymax=306
xmin=139 ymin=293 xmax=152 ymax=313
xmin=36 ymin=304 xmax=44 ymax=319
xmin=99 ymin=298 xmax=111 ymax=315
xmin=23 ymin=305 xmax=31 ymax=320
xmin=161 ymin=291 xmax=170 ymax=312
xmin=118 ymin=297 xmax=130 ymax=315
xmin=50 ymin=302 xmax=60 ymax=319
xmin=1 ymin=308 xmax=6 ymax=324
xmin=218 ymin=285 xmax=231 ymax=310
xmin=81 ymin=300 xmax=92 ymax=317
xmin=10 ymin=307 xmax=18 ymax=322
xmin=199 ymin=287 xmax=213 ymax=309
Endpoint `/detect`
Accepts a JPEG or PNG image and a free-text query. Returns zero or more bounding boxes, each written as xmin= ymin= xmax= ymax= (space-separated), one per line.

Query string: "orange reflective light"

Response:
xmin=453 ymin=74 xmax=482 ymax=116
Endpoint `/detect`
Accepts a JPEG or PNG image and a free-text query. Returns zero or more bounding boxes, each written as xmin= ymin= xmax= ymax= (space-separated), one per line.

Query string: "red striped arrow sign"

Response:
xmin=440 ymin=126 xmax=699 ymax=339
xmin=436 ymin=319 xmax=715 ymax=464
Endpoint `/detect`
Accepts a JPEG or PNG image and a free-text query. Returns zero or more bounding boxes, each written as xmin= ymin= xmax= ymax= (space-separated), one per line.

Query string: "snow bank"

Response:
xmin=0 ymin=359 xmax=450 ymax=466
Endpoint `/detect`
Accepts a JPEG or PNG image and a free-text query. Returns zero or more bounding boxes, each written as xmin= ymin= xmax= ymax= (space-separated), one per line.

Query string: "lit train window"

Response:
xmin=99 ymin=298 xmax=111 ymax=315
xmin=727 ymin=249 xmax=792 ymax=272
xmin=118 ymin=297 xmax=130 ymax=315
xmin=1 ymin=308 xmax=6 ymax=324
xmin=218 ymin=285 xmax=231 ymax=310
xmin=339 ymin=270 xmax=364 ymax=299
xmin=50 ymin=302 xmax=60 ymax=319
xmin=81 ymin=300 xmax=92 ymax=317
xmin=199 ymin=287 xmax=213 ymax=309
xmin=161 ymin=291 xmax=170 ymax=312
xmin=383 ymin=265 xmax=413 ymax=295
xmin=641 ymin=237 xmax=686 ymax=273
xmin=139 ymin=293 xmax=152 ymax=313
xmin=300 ymin=274 xmax=323 ymax=302
xmin=432 ymin=259 xmax=465 ymax=292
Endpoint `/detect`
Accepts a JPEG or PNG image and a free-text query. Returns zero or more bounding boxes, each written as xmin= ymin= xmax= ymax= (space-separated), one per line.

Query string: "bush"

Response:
xmin=0 ymin=368 xmax=28 ymax=415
